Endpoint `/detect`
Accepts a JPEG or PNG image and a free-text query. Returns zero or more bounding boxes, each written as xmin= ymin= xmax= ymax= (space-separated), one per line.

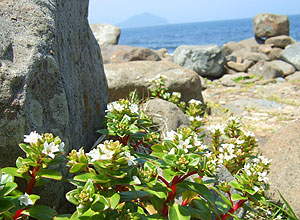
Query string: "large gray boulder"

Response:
xmin=270 ymin=60 xmax=296 ymax=76
xmin=173 ymin=45 xmax=226 ymax=78
xmin=280 ymin=42 xmax=300 ymax=71
xmin=263 ymin=120 xmax=300 ymax=218
xmin=0 ymin=0 xmax=108 ymax=211
xmin=253 ymin=13 xmax=289 ymax=38
xmin=104 ymin=61 xmax=203 ymax=102
xmin=141 ymin=99 xmax=190 ymax=136
xmin=90 ymin=23 xmax=120 ymax=46
xmin=101 ymin=45 xmax=161 ymax=64
xmin=248 ymin=61 xmax=284 ymax=79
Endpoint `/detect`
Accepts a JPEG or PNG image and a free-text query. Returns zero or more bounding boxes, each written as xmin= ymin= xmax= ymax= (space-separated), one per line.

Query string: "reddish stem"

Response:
xmin=220 ymin=199 xmax=247 ymax=220
xmin=157 ymin=176 xmax=170 ymax=188
xmin=181 ymin=198 xmax=189 ymax=206
xmin=133 ymin=140 xmax=144 ymax=150
xmin=227 ymin=191 xmax=234 ymax=207
xmin=178 ymin=170 xmax=198 ymax=182
xmin=13 ymin=208 xmax=26 ymax=220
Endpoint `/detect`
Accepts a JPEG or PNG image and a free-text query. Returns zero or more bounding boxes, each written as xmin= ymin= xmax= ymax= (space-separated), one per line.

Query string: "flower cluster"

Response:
xmin=185 ymin=99 xmax=205 ymax=127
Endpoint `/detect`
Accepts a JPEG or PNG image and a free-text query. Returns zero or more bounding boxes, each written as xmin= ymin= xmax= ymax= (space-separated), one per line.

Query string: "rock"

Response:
xmin=263 ymin=120 xmax=300 ymax=218
xmin=243 ymin=52 xmax=270 ymax=63
xmin=270 ymin=60 xmax=296 ymax=76
xmin=268 ymin=47 xmax=283 ymax=60
xmin=90 ymin=23 xmax=120 ymax=46
xmin=286 ymin=71 xmax=300 ymax=82
xmin=222 ymin=38 xmax=261 ymax=57
xmin=225 ymin=98 xmax=282 ymax=115
xmin=227 ymin=60 xmax=254 ymax=72
xmin=248 ymin=61 xmax=284 ymax=79
xmin=101 ymin=45 xmax=161 ymax=64
xmin=218 ymin=72 xmax=250 ymax=87
xmin=265 ymin=35 xmax=296 ymax=49
xmin=156 ymin=48 xmax=168 ymax=58
xmin=0 ymin=0 xmax=108 ymax=212
xmin=104 ymin=61 xmax=203 ymax=102
xmin=173 ymin=45 xmax=226 ymax=78
xmin=141 ymin=99 xmax=190 ymax=135
xmin=280 ymin=42 xmax=300 ymax=71
xmin=253 ymin=13 xmax=289 ymax=38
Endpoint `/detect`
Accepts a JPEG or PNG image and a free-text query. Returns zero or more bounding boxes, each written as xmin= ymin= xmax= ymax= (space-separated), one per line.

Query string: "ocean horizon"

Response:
xmin=118 ymin=14 xmax=300 ymax=53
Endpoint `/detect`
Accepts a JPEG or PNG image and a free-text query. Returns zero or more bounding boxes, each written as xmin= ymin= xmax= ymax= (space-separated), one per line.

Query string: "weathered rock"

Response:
xmin=243 ymin=52 xmax=270 ymax=63
xmin=248 ymin=61 xmax=284 ymax=79
xmin=0 ymin=0 xmax=108 ymax=212
xmin=104 ymin=61 xmax=203 ymax=102
xmin=141 ymin=99 xmax=190 ymax=135
xmin=263 ymin=120 xmax=300 ymax=218
xmin=286 ymin=71 xmax=300 ymax=82
xmin=253 ymin=13 xmax=289 ymax=38
xmin=265 ymin=35 xmax=296 ymax=49
xmin=227 ymin=60 xmax=253 ymax=72
xmin=280 ymin=42 xmax=300 ymax=70
xmin=268 ymin=47 xmax=283 ymax=60
xmin=222 ymin=38 xmax=261 ymax=57
xmin=270 ymin=60 xmax=296 ymax=76
xmin=173 ymin=45 xmax=226 ymax=78
xmin=101 ymin=45 xmax=161 ymax=64
xmin=218 ymin=72 xmax=249 ymax=87
xmin=90 ymin=23 xmax=120 ymax=46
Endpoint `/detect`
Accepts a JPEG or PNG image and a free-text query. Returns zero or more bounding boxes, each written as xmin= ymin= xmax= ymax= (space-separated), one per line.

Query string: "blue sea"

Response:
xmin=119 ymin=14 xmax=300 ymax=54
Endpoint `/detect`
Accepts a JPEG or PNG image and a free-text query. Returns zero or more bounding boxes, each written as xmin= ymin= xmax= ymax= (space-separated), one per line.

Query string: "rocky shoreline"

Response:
xmin=92 ymin=13 xmax=300 ymax=216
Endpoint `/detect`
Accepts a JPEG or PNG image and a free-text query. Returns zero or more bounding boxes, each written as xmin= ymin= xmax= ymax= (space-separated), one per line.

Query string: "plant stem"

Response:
xmin=13 ymin=208 xmax=26 ymax=220
xmin=157 ymin=175 xmax=170 ymax=188
xmin=178 ymin=170 xmax=198 ymax=182
xmin=133 ymin=140 xmax=144 ymax=150
xmin=220 ymin=199 xmax=247 ymax=220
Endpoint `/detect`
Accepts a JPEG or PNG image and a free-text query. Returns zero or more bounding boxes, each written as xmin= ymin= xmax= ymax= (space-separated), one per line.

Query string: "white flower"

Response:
xmin=106 ymin=103 xmax=113 ymax=112
xmin=188 ymin=99 xmax=202 ymax=105
xmin=42 ymin=142 xmax=60 ymax=159
xmin=19 ymin=193 xmax=34 ymax=206
xmin=258 ymin=155 xmax=272 ymax=165
xmin=244 ymin=131 xmax=255 ymax=138
xmin=59 ymin=142 xmax=65 ymax=152
xmin=195 ymin=116 xmax=202 ymax=122
xmin=177 ymin=139 xmax=193 ymax=153
xmin=189 ymin=116 xmax=195 ymax=121
xmin=207 ymin=125 xmax=224 ymax=134
xmin=172 ymin=92 xmax=181 ymax=98
xmin=162 ymin=92 xmax=170 ymax=99
xmin=228 ymin=116 xmax=240 ymax=123
xmin=122 ymin=114 xmax=131 ymax=121
xmin=114 ymin=103 xmax=124 ymax=112
xmin=253 ymin=186 xmax=260 ymax=192
xmin=258 ymin=171 xmax=269 ymax=184
xmin=129 ymin=104 xmax=139 ymax=114
xmin=24 ymin=131 xmax=42 ymax=144
xmin=77 ymin=148 xmax=85 ymax=158
xmin=168 ymin=148 xmax=176 ymax=155
xmin=164 ymin=130 xmax=177 ymax=141
xmin=86 ymin=148 xmax=101 ymax=162
xmin=132 ymin=176 xmax=141 ymax=185
xmin=125 ymin=152 xmax=136 ymax=166
xmin=235 ymin=139 xmax=245 ymax=145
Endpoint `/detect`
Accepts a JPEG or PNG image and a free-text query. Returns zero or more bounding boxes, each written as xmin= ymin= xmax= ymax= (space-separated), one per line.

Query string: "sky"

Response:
xmin=88 ymin=0 xmax=300 ymax=25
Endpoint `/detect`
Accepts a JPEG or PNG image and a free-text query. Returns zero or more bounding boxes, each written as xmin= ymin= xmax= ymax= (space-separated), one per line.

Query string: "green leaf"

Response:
xmin=168 ymin=203 xmax=190 ymax=220
xmin=210 ymin=186 xmax=232 ymax=208
xmin=163 ymin=154 xmax=176 ymax=166
xmin=228 ymin=180 xmax=243 ymax=191
xmin=35 ymin=169 xmax=62 ymax=181
xmin=151 ymin=144 xmax=166 ymax=153
xmin=69 ymin=163 xmax=86 ymax=173
xmin=29 ymin=194 xmax=40 ymax=205
xmin=0 ymin=182 xmax=17 ymax=196
xmin=108 ymin=193 xmax=120 ymax=210
xmin=23 ymin=205 xmax=57 ymax=220
xmin=73 ymin=173 xmax=95 ymax=182
xmin=190 ymin=198 xmax=211 ymax=220
xmin=119 ymin=191 xmax=150 ymax=202
xmin=91 ymin=195 xmax=110 ymax=212
xmin=53 ymin=214 xmax=72 ymax=220
xmin=1 ymin=167 xmax=23 ymax=178
xmin=162 ymin=169 xmax=176 ymax=182
xmin=231 ymin=193 xmax=248 ymax=201
xmin=0 ymin=198 xmax=15 ymax=214
xmin=178 ymin=182 xmax=215 ymax=205
xmin=96 ymin=129 xmax=110 ymax=135
xmin=278 ymin=190 xmax=298 ymax=219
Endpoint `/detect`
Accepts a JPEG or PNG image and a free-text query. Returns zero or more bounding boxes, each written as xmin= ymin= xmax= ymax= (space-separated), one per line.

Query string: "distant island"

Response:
xmin=117 ymin=12 xmax=168 ymax=28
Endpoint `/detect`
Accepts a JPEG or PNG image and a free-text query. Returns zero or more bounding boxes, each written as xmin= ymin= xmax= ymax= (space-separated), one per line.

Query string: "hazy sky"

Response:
xmin=88 ymin=0 xmax=300 ymax=25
